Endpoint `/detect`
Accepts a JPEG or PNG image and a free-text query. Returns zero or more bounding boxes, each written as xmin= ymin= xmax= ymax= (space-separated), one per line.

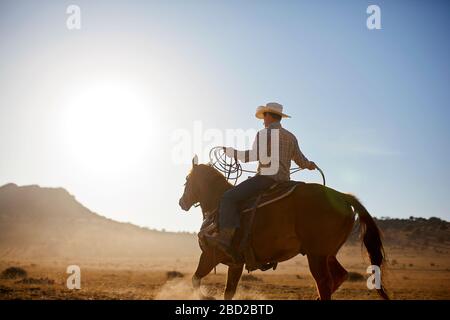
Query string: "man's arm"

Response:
xmin=292 ymin=137 xmax=316 ymax=170
xmin=223 ymin=133 xmax=259 ymax=163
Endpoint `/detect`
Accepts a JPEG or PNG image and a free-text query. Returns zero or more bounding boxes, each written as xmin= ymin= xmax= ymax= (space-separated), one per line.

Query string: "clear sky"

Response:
xmin=0 ymin=0 xmax=449 ymax=232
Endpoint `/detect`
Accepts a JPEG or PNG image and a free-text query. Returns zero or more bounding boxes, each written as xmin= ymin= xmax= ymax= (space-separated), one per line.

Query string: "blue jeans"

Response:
xmin=218 ymin=175 xmax=275 ymax=230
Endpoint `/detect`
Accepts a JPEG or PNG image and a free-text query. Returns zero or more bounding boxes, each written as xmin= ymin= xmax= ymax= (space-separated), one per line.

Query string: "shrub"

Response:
xmin=166 ymin=271 xmax=184 ymax=279
xmin=241 ymin=274 xmax=262 ymax=282
xmin=347 ymin=272 xmax=365 ymax=282
xmin=1 ymin=267 xmax=27 ymax=279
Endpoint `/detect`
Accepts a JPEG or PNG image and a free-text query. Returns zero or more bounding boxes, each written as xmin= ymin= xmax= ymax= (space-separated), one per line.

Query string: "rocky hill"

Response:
xmin=0 ymin=183 xmax=199 ymax=260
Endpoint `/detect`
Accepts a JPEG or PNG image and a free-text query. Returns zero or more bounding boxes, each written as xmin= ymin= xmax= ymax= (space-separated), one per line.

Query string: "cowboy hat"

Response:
xmin=255 ymin=102 xmax=291 ymax=119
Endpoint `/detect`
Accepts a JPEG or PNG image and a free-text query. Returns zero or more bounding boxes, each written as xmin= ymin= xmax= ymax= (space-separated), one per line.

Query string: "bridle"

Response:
xmin=208 ymin=146 xmax=326 ymax=186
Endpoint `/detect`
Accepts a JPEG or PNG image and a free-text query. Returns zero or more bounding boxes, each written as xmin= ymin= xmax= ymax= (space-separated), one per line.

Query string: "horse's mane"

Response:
xmin=191 ymin=164 xmax=232 ymax=189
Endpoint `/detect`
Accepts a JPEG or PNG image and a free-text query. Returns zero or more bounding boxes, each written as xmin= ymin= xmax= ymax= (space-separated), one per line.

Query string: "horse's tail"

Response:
xmin=346 ymin=194 xmax=389 ymax=300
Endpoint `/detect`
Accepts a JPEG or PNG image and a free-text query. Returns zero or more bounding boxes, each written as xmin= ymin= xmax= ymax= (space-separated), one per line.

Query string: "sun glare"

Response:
xmin=62 ymin=81 xmax=153 ymax=174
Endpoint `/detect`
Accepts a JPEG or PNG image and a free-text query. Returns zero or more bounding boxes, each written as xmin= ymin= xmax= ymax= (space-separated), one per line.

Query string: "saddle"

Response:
xmin=198 ymin=180 xmax=305 ymax=272
xmin=241 ymin=180 xmax=304 ymax=213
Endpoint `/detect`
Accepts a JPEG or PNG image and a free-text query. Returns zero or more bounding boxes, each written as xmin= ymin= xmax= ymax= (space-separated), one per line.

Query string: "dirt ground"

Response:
xmin=1 ymin=245 xmax=449 ymax=300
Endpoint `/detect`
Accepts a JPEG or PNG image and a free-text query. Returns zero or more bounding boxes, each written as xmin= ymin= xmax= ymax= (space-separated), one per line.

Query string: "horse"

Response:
xmin=178 ymin=156 xmax=389 ymax=300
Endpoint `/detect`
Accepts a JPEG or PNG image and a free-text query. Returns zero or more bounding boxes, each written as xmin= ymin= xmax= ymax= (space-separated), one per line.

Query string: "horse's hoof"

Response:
xmin=199 ymin=294 xmax=216 ymax=300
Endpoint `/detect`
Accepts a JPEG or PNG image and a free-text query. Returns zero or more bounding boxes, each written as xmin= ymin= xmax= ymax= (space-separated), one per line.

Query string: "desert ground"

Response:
xmin=1 ymin=244 xmax=449 ymax=300
xmin=1 ymin=184 xmax=449 ymax=300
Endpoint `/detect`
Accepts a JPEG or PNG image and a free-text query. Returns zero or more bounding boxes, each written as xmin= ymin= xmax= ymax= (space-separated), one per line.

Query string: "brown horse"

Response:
xmin=179 ymin=158 xmax=389 ymax=300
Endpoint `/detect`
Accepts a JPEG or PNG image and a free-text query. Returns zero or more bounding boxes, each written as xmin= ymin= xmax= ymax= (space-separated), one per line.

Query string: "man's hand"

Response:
xmin=222 ymin=146 xmax=237 ymax=159
xmin=307 ymin=161 xmax=317 ymax=170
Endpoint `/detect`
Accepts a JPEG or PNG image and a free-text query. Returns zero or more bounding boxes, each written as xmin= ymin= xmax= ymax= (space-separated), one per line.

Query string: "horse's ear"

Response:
xmin=192 ymin=154 xmax=198 ymax=167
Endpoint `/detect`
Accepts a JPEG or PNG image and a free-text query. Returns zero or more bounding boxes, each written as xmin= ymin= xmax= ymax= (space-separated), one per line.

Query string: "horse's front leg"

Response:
xmin=224 ymin=264 xmax=244 ymax=300
xmin=193 ymin=249 xmax=220 ymax=300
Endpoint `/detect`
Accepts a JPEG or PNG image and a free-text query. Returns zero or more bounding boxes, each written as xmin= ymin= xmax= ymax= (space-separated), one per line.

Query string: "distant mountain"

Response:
xmin=0 ymin=183 xmax=448 ymax=261
xmin=348 ymin=215 xmax=449 ymax=249
xmin=0 ymin=183 xmax=199 ymax=260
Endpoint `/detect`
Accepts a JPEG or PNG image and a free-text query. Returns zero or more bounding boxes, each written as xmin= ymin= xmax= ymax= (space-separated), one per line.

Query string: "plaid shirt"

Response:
xmin=225 ymin=122 xmax=310 ymax=182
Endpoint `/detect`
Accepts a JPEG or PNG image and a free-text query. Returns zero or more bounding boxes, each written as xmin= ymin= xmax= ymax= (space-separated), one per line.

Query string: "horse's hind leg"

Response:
xmin=224 ymin=264 xmax=243 ymax=300
xmin=193 ymin=250 xmax=219 ymax=300
xmin=328 ymin=256 xmax=348 ymax=294
xmin=307 ymin=254 xmax=333 ymax=300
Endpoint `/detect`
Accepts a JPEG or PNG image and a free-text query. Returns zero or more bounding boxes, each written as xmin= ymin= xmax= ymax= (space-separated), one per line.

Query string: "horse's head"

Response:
xmin=179 ymin=155 xmax=231 ymax=212
xmin=179 ymin=155 xmax=201 ymax=211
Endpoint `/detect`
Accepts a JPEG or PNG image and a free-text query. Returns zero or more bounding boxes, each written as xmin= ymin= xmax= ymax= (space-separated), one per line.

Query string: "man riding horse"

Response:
xmin=204 ymin=102 xmax=318 ymax=259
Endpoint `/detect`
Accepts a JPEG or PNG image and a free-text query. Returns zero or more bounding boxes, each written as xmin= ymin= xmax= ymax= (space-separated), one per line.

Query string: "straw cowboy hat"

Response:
xmin=255 ymin=102 xmax=291 ymax=119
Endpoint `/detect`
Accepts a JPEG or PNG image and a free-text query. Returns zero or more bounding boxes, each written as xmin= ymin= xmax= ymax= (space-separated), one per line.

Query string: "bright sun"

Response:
xmin=62 ymin=81 xmax=152 ymax=173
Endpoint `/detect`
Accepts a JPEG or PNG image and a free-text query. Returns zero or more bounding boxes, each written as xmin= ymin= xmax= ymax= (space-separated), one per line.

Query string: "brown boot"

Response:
xmin=204 ymin=228 xmax=237 ymax=261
